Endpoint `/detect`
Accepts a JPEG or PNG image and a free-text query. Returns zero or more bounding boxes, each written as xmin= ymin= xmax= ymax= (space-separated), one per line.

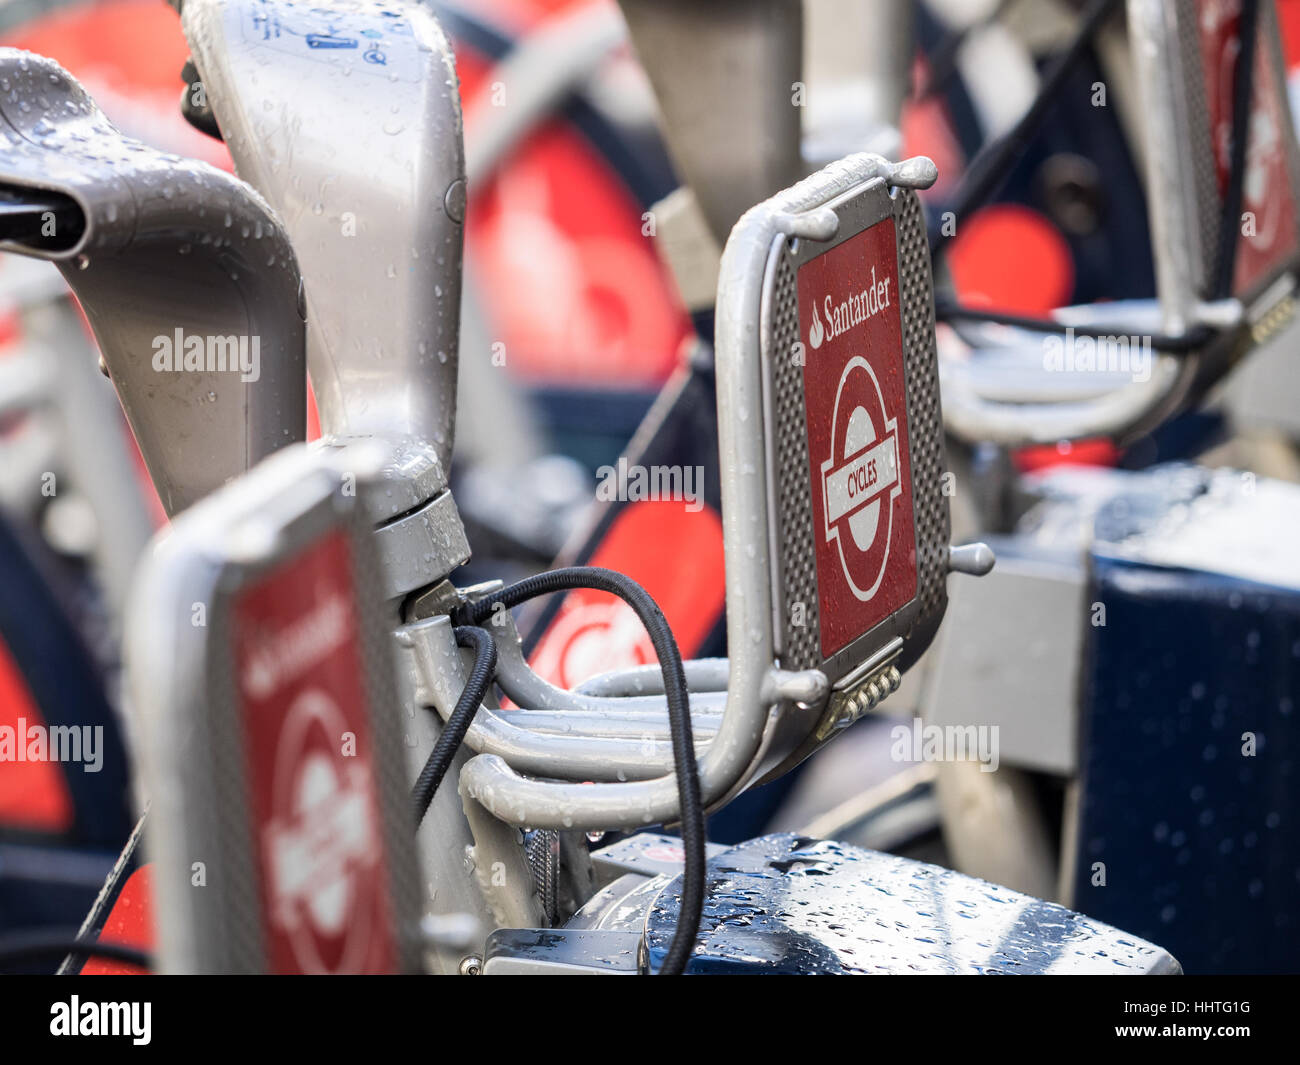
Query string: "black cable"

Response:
xmin=0 ymin=930 xmax=151 ymax=973
xmin=412 ymin=625 xmax=497 ymax=826
xmin=932 ymin=298 xmax=1214 ymax=353
xmin=930 ymin=0 xmax=1123 ymax=262
xmin=1212 ymin=0 xmax=1260 ymax=300
xmin=455 ymin=566 xmax=704 ymax=976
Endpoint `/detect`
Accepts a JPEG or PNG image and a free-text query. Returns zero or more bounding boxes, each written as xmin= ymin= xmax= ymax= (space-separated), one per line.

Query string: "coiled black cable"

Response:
xmin=455 ymin=566 xmax=704 ymax=976
xmin=412 ymin=625 xmax=498 ymax=826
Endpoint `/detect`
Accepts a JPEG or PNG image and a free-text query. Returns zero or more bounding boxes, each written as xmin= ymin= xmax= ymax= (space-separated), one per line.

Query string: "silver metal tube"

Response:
xmin=1126 ymin=0 xmax=1203 ymax=335
xmin=405 ymin=615 xmax=717 ymax=781
xmin=576 ymin=659 xmax=730 ymax=698
xmin=490 ymin=621 xmax=723 ymax=714
xmin=447 ymin=706 xmax=706 ymax=783
xmin=939 ymin=351 xmax=1196 ymax=447
xmin=507 ymin=700 xmax=724 ymax=739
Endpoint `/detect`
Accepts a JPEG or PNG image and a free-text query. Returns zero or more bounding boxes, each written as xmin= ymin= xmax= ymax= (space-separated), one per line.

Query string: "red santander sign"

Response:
xmin=1196 ymin=0 xmax=1298 ymax=293
xmin=233 ymin=531 xmax=397 ymax=974
xmin=798 ymin=217 xmax=917 ymax=658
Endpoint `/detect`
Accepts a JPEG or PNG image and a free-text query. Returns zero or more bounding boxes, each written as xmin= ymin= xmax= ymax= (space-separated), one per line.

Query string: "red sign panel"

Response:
xmin=798 ymin=217 xmax=917 ymax=658
xmin=1195 ymin=0 xmax=1298 ymax=292
xmin=232 ymin=530 xmax=397 ymax=974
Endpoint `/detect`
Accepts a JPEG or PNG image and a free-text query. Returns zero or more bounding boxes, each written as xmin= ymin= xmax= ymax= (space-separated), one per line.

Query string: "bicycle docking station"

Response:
xmin=92 ymin=81 xmax=1177 ymax=966
xmin=0 ymin=0 xmax=1194 ymax=974
xmin=455 ymin=154 xmax=1174 ymax=974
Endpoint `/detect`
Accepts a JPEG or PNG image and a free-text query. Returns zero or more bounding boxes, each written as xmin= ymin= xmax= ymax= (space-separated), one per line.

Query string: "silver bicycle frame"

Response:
xmin=617 ymin=0 xmax=803 ymax=244
xmin=180 ymin=0 xmax=468 ymax=567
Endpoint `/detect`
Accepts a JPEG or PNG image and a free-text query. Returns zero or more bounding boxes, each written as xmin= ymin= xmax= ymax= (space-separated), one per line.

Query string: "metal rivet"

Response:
xmin=444 ymin=178 xmax=466 ymax=224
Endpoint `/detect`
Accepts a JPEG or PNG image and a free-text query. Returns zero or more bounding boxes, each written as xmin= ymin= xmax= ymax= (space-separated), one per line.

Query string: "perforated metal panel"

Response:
xmin=761 ymin=182 xmax=949 ymax=684
xmin=766 ymin=248 xmax=821 ymax=671
xmin=1174 ymin=0 xmax=1223 ymax=293
xmin=1171 ymin=0 xmax=1300 ymax=300
xmin=896 ymin=191 xmax=950 ymax=635
xmin=524 ymin=829 xmax=561 ymax=926
xmin=133 ymin=446 xmax=422 ymax=974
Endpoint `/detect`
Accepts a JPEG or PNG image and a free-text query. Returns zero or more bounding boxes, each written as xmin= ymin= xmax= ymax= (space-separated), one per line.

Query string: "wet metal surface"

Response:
xmin=1072 ymin=466 xmax=1300 ymax=972
xmin=641 ymin=834 xmax=1179 ymax=974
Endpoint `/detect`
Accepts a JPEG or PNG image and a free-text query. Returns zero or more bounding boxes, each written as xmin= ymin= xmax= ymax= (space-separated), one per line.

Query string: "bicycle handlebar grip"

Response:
xmin=0 ymin=48 xmax=306 ymax=516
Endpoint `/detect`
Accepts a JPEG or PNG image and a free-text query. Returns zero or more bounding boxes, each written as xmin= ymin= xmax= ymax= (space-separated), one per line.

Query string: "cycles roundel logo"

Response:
xmin=820 ymin=356 xmax=901 ymax=600
xmin=796 ymin=218 xmax=917 ymax=658
xmin=261 ymin=689 xmax=384 ymax=975
xmin=234 ymin=531 xmax=398 ymax=974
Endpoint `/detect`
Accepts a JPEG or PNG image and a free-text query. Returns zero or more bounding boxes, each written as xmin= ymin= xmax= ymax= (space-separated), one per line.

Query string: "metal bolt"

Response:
xmin=459 ymin=954 xmax=482 ymax=976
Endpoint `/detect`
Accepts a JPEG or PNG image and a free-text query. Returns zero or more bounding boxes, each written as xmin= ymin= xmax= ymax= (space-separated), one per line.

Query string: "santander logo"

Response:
xmin=796 ymin=216 xmax=917 ymax=658
xmin=808 ymin=266 xmax=894 ymax=352
xmin=240 ymin=593 xmax=349 ymax=700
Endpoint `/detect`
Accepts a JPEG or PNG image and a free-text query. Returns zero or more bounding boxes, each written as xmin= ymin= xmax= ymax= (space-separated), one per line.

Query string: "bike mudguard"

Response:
xmin=1129 ymin=0 xmax=1300 ymax=347
xmin=178 ymin=0 xmax=464 ymax=481
xmin=719 ymin=153 xmax=991 ymax=780
xmin=126 ymin=444 xmax=421 ymax=973
xmin=480 ymin=832 xmax=1181 ymax=974
xmin=176 ymin=0 xmax=475 ymax=607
